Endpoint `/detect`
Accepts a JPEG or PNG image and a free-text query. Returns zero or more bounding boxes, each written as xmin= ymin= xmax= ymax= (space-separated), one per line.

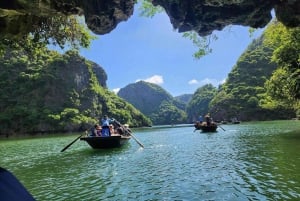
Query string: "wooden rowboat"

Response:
xmin=80 ymin=135 xmax=131 ymax=149
xmin=194 ymin=122 xmax=218 ymax=132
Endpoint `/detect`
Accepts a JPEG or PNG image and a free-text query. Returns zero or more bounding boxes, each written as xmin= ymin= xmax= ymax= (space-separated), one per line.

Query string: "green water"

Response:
xmin=1 ymin=120 xmax=300 ymax=200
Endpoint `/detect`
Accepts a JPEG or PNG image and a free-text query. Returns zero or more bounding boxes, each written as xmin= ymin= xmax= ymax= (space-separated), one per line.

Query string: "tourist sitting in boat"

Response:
xmin=96 ymin=125 xmax=102 ymax=136
xmin=124 ymin=124 xmax=132 ymax=133
xmin=90 ymin=124 xmax=99 ymax=137
xmin=110 ymin=123 xmax=131 ymax=136
xmin=115 ymin=126 xmax=124 ymax=135
xmin=100 ymin=115 xmax=114 ymax=137
xmin=109 ymin=124 xmax=115 ymax=135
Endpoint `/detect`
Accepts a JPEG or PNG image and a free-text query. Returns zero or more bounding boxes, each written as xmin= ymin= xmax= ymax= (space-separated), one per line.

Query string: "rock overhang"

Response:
xmin=0 ymin=0 xmax=299 ymax=38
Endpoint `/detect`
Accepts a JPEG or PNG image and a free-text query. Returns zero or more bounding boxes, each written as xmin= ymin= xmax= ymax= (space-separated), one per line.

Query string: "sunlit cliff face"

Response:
xmin=0 ymin=0 xmax=299 ymax=38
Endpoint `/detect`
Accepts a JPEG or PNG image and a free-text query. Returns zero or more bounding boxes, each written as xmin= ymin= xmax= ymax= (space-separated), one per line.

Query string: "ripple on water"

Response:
xmin=1 ymin=121 xmax=300 ymax=200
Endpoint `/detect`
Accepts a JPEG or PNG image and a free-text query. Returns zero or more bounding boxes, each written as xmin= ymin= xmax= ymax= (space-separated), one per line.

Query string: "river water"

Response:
xmin=1 ymin=120 xmax=300 ymax=201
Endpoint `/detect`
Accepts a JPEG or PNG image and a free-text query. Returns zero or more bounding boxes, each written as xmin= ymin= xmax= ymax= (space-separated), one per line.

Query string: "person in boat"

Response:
xmin=100 ymin=115 xmax=114 ymax=137
xmin=96 ymin=125 xmax=102 ymax=136
xmin=198 ymin=115 xmax=203 ymax=123
xmin=90 ymin=124 xmax=101 ymax=137
xmin=111 ymin=121 xmax=123 ymax=134
xmin=89 ymin=124 xmax=97 ymax=137
xmin=109 ymin=124 xmax=115 ymax=135
xmin=197 ymin=115 xmax=204 ymax=127
xmin=113 ymin=123 xmax=131 ymax=135
xmin=205 ymin=113 xmax=211 ymax=126
xmin=123 ymin=124 xmax=132 ymax=133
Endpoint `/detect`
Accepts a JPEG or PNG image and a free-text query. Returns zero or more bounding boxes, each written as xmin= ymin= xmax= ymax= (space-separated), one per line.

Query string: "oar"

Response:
xmin=193 ymin=122 xmax=200 ymax=132
xmin=114 ymin=120 xmax=144 ymax=148
xmin=125 ymin=129 xmax=144 ymax=148
xmin=60 ymin=132 xmax=86 ymax=152
xmin=218 ymin=124 xmax=226 ymax=131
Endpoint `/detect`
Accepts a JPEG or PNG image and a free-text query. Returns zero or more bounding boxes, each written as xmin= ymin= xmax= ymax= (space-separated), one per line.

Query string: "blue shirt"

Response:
xmin=101 ymin=118 xmax=113 ymax=127
xmin=101 ymin=119 xmax=110 ymax=127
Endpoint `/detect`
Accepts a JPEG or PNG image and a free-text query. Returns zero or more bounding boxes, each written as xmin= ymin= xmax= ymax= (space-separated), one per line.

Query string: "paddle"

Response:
xmin=114 ymin=120 xmax=144 ymax=148
xmin=193 ymin=122 xmax=200 ymax=132
xmin=60 ymin=131 xmax=87 ymax=152
xmin=218 ymin=124 xmax=226 ymax=131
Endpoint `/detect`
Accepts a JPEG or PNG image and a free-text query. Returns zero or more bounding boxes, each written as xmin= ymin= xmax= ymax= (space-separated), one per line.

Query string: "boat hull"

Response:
xmin=194 ymin=122 xmax=217 ymax=132
xmin=80 ymin=135 xmax=131 ymax=149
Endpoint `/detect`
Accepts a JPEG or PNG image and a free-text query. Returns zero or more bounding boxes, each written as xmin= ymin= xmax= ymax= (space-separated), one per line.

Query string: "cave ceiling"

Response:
xmin=0 ymin=0 xmax=299 ymax=38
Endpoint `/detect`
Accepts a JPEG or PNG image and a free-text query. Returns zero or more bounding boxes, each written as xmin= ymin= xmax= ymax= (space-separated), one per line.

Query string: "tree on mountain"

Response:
xmin=150 ymin=101 xmax=187 ymax=125
xmin=118 ymin=81 xmax=187 ymax=125
xmin=0 ymin=47 xmax=151 ymax=135
xmin=186 ymin=84 xmax=217 ymax=122
xmin=209 ymin=21 xmax=297 ymax=121
xmin=260 ymin=21 xmax=300 ymax=117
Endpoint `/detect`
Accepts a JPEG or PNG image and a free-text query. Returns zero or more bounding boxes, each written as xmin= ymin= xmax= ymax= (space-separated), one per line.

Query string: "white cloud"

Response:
xmin=220 ymin=78 xmax=226 ymax=84
xmin=112 ymin=88 xmax=120 ymax=94
xmin=188 ymin=79 xmax=199 ymax=85
xmin=200 ymin=78 xmax=215 ymax=85
xmin=199 ymin=78 xmax=225 ymax=86
xmin=137 ymin=75 xmax=164 ymax=85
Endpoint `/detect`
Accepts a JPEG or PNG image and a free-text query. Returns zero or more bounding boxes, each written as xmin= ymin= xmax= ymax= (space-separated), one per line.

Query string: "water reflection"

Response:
xmin=232 ymin=122 xmax=300 ymax=200
xmin=0 ymin=121 xmax=299 ymax=200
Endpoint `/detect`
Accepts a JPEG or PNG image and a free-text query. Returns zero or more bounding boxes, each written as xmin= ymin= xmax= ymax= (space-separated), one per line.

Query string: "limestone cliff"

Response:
xmin=0 ymin=50 xmax=151 ymax=135
xmin=0 ymin=0 xmax=299 ymax=38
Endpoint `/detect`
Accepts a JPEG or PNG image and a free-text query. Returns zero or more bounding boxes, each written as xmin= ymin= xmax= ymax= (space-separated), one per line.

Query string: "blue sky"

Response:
xmin=80 ymin=4 xmax=264 ymax=97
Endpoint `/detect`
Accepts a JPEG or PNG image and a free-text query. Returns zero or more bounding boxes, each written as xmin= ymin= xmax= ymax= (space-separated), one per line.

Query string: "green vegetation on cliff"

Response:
xmin=260 ymin=21 xmax=300 ymax=117
xmin=0 ymin=43 xmax=151 ymax=136
xmin=175 ymin=94 xmax=193 ymax=104
xmin=118 ymin=81 xmax=187 ymax=125
xmin=208 ymin=21 xmax=298 ymax=121
xmin=186 ymin=84 xmax=217 ymax=122
xmin=117 ymin=21 xmax=299 ymax=124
